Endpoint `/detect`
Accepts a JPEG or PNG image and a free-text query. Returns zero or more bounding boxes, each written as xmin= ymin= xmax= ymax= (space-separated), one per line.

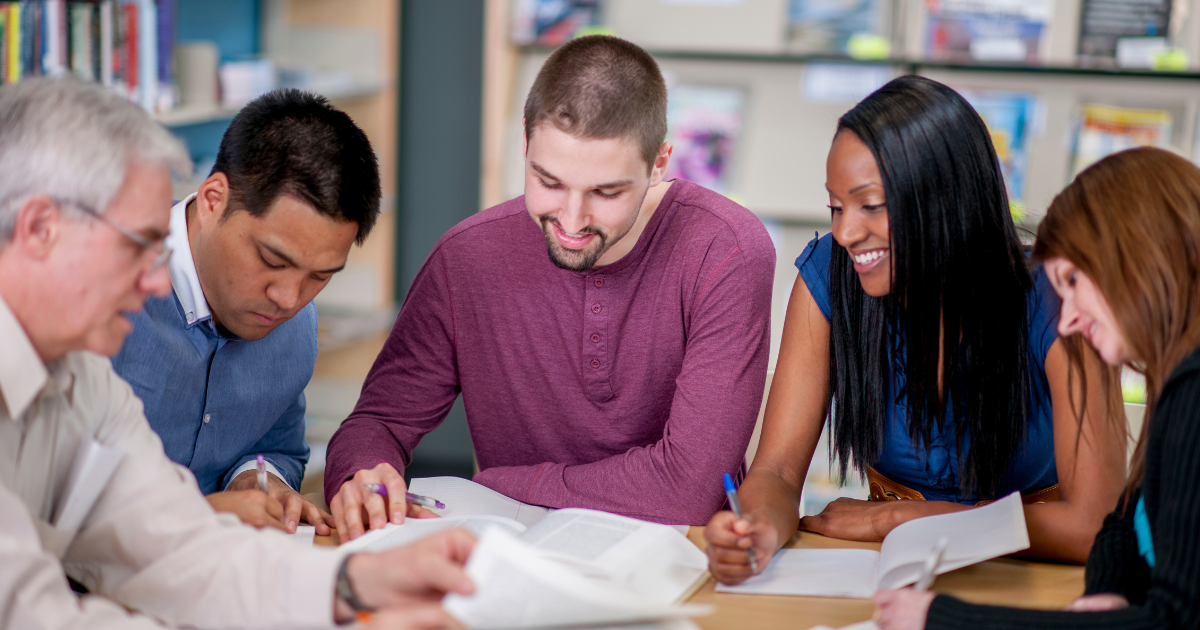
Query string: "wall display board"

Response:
xmin=1077 ymin=0 xmax=1172 ymax=68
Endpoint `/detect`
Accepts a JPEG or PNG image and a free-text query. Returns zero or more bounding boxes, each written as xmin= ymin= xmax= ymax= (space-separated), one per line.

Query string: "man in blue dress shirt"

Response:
xmin=112 ymin=90 xmax=381 ymax=534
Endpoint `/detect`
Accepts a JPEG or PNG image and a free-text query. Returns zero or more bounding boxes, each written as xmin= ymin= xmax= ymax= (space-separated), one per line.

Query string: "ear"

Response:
xmin=12 ymin=195 xmax=63 ymax=260
xmin=195 ymin=172 xmax=232 ymax=226
xmin=648 ymin=141 xmax=673 ymax=187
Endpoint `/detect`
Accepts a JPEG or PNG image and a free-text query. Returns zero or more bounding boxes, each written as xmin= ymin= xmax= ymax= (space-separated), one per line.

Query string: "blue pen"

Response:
xmin=723 ymin=472 xmax=759 ymax=573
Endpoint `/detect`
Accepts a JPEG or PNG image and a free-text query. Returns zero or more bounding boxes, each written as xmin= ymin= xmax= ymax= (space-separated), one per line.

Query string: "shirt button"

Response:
xmin=203 ymin=414 xmax=211 ymax=424
xmin=592 ymin=304 xmax=602 ymax=314
xmin=590 ymin=359 xmax=601 ymax=369
xmin=594 ymin=278 xmax=604 ymax=288
xmin=591 ymin=333 xmax=601 ymax=343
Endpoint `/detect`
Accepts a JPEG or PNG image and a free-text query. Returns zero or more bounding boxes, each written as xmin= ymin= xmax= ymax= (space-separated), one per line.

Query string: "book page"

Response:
xmin=714 ymin=548 xmax=880 ymax=598
xmin=519 ymin=509 xmax=708 ymax=604
xmin=339 ymin=514 xmax=525 ymax=554
xmin=409 ymin=476 xmax=551 ymax=527
xmin=443 ymin=529 xmax=711 ymax=629
xmin=876 ymin=492 xmax=1029 ymax=589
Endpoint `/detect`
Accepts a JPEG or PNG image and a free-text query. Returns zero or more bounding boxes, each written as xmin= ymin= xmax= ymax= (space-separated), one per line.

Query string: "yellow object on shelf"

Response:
xmin=847 ymin=34 xmax=890 ymax=60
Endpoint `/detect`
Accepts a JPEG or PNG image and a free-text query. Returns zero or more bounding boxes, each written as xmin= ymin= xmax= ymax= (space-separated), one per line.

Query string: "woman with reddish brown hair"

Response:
xmin=876 ymin=146 xmax=1200 ymax=629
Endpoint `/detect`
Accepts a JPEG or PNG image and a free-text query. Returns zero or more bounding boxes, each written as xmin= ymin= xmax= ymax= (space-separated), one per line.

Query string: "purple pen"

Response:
xmin=255 ymin=454 xmax=268 ymax=494
xmin=363 ymin=483 xmax=447 ymax=510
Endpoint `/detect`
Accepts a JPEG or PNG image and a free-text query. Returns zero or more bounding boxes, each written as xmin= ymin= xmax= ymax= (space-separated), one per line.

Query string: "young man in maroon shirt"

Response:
xmin=326 ymin=35 xmax=775 ymax=538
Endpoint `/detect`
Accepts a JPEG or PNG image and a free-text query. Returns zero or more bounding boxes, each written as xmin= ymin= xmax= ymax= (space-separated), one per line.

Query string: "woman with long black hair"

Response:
xmin=704 ymin=76 xmax=1127 ymax=581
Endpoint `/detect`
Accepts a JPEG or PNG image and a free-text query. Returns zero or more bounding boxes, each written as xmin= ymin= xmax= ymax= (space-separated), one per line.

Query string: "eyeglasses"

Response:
xmin=58 ymin=199 xmax=173 ymax=273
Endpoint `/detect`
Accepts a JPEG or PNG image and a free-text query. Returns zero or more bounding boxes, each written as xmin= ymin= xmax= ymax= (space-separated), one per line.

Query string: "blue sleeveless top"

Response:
xmin=797 ymin=233 xmax=1060 ymax=503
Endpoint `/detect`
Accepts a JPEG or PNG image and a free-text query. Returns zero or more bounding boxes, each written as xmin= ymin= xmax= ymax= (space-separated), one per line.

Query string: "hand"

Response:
xmin=1065 ymin=593 xmax=1129 ymax=612
xmin=206 ymin=489 xmax=286 ymax=531
xmin=334 ymin=529 xmax=477 ymax=624
xmin=703 ymin=509 xmax=779 ymax=585
xmin=358 ymin=605 xmax=466 ymax=630
xmin=799 ymin=498 xmax=957 ymax=542
xmin=330 ymin=463 xmax=439 ymax=541
xmin=227 ymin=469 xmax=335 ymax=534
xmin=873 ymin=588 xmax=934 ymax=630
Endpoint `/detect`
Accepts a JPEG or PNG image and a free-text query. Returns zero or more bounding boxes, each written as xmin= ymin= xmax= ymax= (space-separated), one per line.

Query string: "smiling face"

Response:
xmin=523 ymin=122 xmax=669 ymax=271
xmin=827 ymin=129 xmax=891 ymax=297
xmin=1043 ymin=256 xmax=1133 ymax=366
xmin=189 ymin=174 xmax=359 ymax=341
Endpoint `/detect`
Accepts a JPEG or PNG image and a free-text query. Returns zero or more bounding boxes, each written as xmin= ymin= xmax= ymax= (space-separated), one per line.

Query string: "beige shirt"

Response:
xmin=0 ymin=294 xmax=342 ymax=630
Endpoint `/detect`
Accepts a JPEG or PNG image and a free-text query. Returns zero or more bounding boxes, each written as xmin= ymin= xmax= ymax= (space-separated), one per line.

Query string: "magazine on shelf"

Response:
xmin=785 ymin=0 xmax=890 ymax=56
xmin=1077 ymin=0 xmax=1171 ymax=68
xmin=511 ymin=0 xmax=605 ymax=46
xmin=1071 ymin=103 xmax=1172 ymax=177
xmin=664 ymin=84 xmax=745 ymax=195
xmin=924 ymin=0 xmax=1052 ymax=64
xmin=960 ymin=89 xmax=1038 ymax=203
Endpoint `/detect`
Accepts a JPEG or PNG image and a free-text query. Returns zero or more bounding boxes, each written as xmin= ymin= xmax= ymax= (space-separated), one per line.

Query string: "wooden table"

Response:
xmin=316 ymin=528 xmax=1085 ymax=630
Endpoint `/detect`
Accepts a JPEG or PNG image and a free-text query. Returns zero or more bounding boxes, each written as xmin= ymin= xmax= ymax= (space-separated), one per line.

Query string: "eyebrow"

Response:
xmin=530 ymin=162 xmax=633 ymax=190
xmin=142 ymin=228 xmax=170 ymax=242
xmin=261 ymin=242 xmax=345 ymax=275
xmin=848 ymin=182 xmax=883 ymax=194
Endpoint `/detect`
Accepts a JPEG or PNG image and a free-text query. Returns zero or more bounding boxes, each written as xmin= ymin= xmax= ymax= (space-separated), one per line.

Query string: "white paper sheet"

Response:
xmin=410 ymin=476 xmax=550 ymax=527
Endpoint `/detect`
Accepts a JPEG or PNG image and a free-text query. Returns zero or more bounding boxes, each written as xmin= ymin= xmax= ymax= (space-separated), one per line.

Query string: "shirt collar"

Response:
xmin=168 ymin=193 xmax=213 ymax=328
xmin=0 ymin=293 xmax=50 ymax=420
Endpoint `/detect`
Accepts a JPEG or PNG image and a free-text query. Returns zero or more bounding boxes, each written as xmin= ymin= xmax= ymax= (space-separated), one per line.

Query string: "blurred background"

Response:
xmin=3 ymin=0 xmax=1179 ymax=510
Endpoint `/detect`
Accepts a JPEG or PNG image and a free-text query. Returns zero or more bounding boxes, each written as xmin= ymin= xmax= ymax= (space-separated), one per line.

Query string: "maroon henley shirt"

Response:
xmin=324 ymin=180 xmax=774 ymax=524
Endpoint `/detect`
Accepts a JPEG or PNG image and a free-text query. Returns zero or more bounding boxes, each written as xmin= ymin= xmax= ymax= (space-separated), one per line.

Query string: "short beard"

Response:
xmin=539 ymin=216 xmax=610 ymax=272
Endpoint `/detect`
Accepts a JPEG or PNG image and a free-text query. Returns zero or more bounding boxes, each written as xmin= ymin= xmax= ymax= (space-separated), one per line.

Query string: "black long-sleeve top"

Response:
xmin=925 ymin=347 xmax=1200 ymax=630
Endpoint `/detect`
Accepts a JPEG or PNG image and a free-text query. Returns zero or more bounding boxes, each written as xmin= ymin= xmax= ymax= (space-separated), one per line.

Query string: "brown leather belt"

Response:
xmin=866 ymin=465 xmax=1061 ymax=506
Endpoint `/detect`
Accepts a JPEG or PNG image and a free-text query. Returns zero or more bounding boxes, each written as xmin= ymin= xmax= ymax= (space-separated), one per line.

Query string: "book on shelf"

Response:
xmin=786 ymin=0 xmax=891 ymax=57
xmin=0 ymin=0 xmax=175 ymax=114
xmin=1071 ymin=103 xmax=1172 ymax=177
xmin=1077 ymin=0 xmax=1171 ymax=69
xmin=960 ymin=89 xmax=1038 ymax=205
xmin=664 ymin=84 xmax=745 ymax=196
xmin=924 ymin=0 xmax=1052 ymax=64
xmin=511 ymin=0 xmax=605 ymax=47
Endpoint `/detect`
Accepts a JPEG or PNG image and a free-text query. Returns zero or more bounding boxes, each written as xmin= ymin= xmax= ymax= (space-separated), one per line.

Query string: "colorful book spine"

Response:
xmin=0 ymin=6 xmax=7 ymax=84
xmin=136 ymin=0 xmax=155 ymax=111
xmin=99 ymin=0 xmax=112 ymax=87
xmin=4 ymin=3 xmax=18 ymax=83
xmin=122 ymin=0 xmax=137 ymax=103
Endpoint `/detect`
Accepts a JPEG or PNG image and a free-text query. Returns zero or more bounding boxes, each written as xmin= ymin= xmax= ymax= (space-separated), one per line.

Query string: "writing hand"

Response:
xmin=873 ymin=587 xmax=934 ymax=630
xmin=331 ymin=462 xmax=439 ymax=541
xmin=205 ymin=489 xmax=286 ymax=530
xmin=226 ymin=469 xmax=334 ymax=534
xmin=703 ymin=509 xmax=778 ymax=584
xmin=334 ymin=528 xmax=477 ymax=624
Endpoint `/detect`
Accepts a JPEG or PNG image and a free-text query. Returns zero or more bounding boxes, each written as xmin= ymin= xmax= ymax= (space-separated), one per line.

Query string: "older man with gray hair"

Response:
xmin=0 ymin=78 xmax=474 ymax=630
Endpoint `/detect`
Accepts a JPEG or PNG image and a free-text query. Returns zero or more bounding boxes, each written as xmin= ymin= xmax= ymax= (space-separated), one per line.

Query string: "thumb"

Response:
xmin=416 ymin=552 xmax=475 ymax=596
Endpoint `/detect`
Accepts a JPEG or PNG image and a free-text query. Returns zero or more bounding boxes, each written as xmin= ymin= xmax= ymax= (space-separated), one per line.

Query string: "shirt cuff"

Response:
xmin=224 ymin=459 xmax=292 ymax=490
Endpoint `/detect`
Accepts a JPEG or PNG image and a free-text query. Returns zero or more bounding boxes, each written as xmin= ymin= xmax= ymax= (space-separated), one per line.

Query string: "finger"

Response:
xmin=708 ymin=546 xmax=755 ymax=565
xmin=331 ymin=493 xmax=349 ymax=542
xmin=338 ymin=484 xmax=367 ymax=541
xmin=361 ymin=484 xmax=390 ymax=531
xmin=298 ymin=498 xmax=328 ymax=534
xmin=703 ymin=511 xmax=743 ymax=546
xmin=283 ymin=494 xmax=303 ymax=533
xmin=262 ymin=494 xmax=285 ymax=520
xmin=408 ymin=504 xmax=440 ymax=519
xmin=415 ymin=553 xmax=475 ymax=596
xmin=709 ymin=560 xmax=753 ymax=584
xmin=376 ymin=464 xmax=408 ymax=525
xmin=427 ymin=528 xmax=477 ymax=567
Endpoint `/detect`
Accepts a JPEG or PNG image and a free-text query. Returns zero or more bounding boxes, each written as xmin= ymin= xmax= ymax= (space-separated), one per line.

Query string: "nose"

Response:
xmin=1057 ymin=297 xmax=1085 ymax=338
xmin=556 ymin=191 xmax=590 ymax=235
xmin=266 ymin=277 xmax=301 ymax=313
xmin=139 ymin=262 xmax=172 ymax=298
xmin=833 ymin=208 xmax=868 ymax=247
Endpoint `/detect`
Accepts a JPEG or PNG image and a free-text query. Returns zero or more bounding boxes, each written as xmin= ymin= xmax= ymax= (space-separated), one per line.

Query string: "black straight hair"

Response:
xmin=211 ymin=89 xmax=381 ymax=244
xmin=827 ymin=75 xmax=1032 ymax=497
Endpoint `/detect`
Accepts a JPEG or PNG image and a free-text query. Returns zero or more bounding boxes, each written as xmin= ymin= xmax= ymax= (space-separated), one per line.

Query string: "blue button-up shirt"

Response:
xmin=112 ymin=197 xmax=318 ymax=493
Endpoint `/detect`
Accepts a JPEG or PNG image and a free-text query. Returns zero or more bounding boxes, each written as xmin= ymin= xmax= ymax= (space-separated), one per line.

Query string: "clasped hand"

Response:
xmin=208 ymin=469 xmax=336 ymax=534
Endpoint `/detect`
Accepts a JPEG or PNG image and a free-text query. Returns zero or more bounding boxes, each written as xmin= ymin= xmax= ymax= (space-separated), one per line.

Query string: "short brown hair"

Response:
xmin=523 ymin=35 xmax=667 ymax=170
xmin=1034 ymin=147 xmax=1200 ymax=507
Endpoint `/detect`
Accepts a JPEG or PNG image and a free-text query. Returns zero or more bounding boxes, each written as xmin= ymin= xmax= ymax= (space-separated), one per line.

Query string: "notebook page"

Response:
xmin=520 ymin=509 xmax=708 ymax=604
xmin=714 ymin=548 xmax=880 ymax=598
xmin=409 ymin=476 xmax=551 ymax=527
xmin=876 ymin=491 xmax=1029 ymax=589
xmin=339 ymin=515 xmax=526 ymax=553
xmin=443 ymin=529 xmax=711 ymax=629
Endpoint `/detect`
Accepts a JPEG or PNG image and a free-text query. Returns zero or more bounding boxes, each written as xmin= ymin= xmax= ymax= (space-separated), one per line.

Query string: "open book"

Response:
xmin=717 ymin=492 xmax=1029 ymax=598
xmin=340 ymin=477 xmax=711 ymax=628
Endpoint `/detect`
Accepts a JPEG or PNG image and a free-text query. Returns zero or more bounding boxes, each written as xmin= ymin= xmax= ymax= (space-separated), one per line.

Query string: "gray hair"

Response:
xmin=0 ymin=78 xmax=192 ymax=244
